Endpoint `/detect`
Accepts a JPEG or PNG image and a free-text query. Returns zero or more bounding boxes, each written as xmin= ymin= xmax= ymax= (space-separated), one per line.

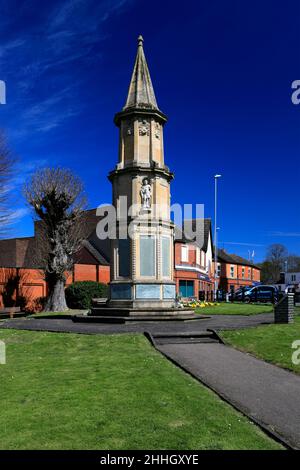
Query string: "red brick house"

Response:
xmin=174 ymin=219 xmax=214 ymax=300
xmin=0 ymin=209 xmax=110 ymax=310
xmin=214 ymin=249 xmax=261 ymax=293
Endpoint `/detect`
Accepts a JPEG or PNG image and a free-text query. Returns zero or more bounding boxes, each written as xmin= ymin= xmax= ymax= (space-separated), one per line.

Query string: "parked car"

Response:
xmin=233 ymin=285 xmax=278 ymax=303
xmin=228 ymin=286 xmax=252 ymax=301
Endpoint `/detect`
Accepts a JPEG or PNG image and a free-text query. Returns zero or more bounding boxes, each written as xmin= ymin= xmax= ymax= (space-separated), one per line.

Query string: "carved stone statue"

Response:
xmin=140 ymin=178 xmax=152 ymax=210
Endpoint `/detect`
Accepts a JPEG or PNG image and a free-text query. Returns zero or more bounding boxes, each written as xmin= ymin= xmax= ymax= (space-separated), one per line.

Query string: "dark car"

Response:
xmin=228 ymin=286 xmax=251 ymax=301
xmin=234 ymin=285 xmax=278 ymax=303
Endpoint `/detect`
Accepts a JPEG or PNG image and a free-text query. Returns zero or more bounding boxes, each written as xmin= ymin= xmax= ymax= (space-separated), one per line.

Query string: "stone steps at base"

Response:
xmin=152 ymin=330 xmax=223 ymax=345
xmin=72 ymin=313 xmax=206 ymax=323
xmin=154 ymin=337 xmax=220 ymax=345
xmin=89 ymin=307 xmax=200 ymax=317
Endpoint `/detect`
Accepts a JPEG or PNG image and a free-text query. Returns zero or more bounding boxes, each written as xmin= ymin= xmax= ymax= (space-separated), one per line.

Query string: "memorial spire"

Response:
xmin=124 ymin=35 xmax=158 ymax=110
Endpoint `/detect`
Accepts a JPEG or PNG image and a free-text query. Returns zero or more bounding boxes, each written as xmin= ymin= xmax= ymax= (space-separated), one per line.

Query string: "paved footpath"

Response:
xmin=156 ymin=341 xmax=300 ymax=449
xmin=0 ymin=312 xmax=273 ymax=335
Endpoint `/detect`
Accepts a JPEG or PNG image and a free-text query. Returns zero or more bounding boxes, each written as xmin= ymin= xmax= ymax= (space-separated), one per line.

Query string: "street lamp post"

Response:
xmin=214 ymin=174 xmax=222 ymax=301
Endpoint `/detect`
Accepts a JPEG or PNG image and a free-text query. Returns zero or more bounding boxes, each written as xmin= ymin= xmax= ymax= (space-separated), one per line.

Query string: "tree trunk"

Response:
xmin=44 ymin=277 xmax=68 ymax=312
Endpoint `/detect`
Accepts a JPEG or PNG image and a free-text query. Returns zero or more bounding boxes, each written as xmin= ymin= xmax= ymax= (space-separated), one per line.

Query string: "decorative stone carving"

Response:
xmin=139 ymin=119 xmax=150 ymax=136
xmin=126 ymin=123 xmax=133 ymax=136
xmin=154 ymin=122 xmax=160 ymax=139
xmin=140 ymin=177 xmax=152 ymax=210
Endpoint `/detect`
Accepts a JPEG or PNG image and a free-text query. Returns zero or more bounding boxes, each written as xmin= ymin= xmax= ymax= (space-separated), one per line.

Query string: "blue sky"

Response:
xmin=0 ymin=0 xmax=299 ymax=262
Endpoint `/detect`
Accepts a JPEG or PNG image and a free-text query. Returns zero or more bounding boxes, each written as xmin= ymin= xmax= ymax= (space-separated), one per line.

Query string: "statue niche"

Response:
xmin=140 ymin=177 xmax=152 ymax=210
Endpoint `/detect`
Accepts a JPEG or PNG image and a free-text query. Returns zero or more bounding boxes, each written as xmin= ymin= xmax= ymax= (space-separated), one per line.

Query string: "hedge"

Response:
xmin=65 ymin=281 xmax=108 ymax=309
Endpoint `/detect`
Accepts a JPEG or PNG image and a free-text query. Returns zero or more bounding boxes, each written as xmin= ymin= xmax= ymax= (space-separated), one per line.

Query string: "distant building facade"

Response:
xmin=277 ymin=272 xmax=300 ymax=292
xmin=174 ymin=219 xmax=214 ymax=300
xmin=214 ymin=249 xmax=261 ymax=293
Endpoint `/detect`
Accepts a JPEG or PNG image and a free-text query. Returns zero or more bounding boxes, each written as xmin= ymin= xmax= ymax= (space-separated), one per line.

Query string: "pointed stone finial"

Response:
xmin=123 ymin=35 xmax=158 ymax=110
xmin=138 ymin=35 xmax=144 ymax=47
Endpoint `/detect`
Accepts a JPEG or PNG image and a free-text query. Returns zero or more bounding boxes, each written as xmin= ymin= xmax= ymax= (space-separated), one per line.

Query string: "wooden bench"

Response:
xmin=0 ymin=307 xmax=21 ymax=319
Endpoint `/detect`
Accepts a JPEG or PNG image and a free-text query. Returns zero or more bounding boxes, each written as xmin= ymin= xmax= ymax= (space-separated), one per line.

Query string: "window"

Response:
xmin=140 ymin=236 xmax=155 ymax=277
xmin=217 ymin=263 xmax=221 ymax=277
xmin=161 ymin=237 xmax=170 ymax=277
xmin=118 ymin=239 xmax=130 ymax=277
xmin=181 ymin=245 xmax=189 ymax=262
xmin=230 ymin=265 xmax=235 ymax=278
xmin=242 ymin=267 xmax=245 ymax=279
xmin=291 ymin=275 xmax=296 ymax=282
xmin=179 ymin=280 xmax=194 ymax=298
xmin=248 ymin=268 xmax=251 ymax=279
xmin=196 ymin=247 xmax=200 ymax=265
xmin=258 ymin=286 xmax=272 ymax=292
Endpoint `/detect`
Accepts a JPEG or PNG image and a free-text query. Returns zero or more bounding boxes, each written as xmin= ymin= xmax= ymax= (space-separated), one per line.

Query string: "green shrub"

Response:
xmin=65 ymin=281 xmax=108 ymax=309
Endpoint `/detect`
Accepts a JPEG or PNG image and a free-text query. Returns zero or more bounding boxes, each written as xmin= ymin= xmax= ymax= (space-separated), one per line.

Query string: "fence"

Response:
xmin=198 ymin=290 xmax=214 ymax=302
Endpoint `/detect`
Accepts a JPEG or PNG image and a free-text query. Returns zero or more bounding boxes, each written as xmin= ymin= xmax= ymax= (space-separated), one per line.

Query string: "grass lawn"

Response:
xmin=0 ymin=330 xmax=282 ymax=450
xmin=195 ymin=302 xmax=274 ymax=316
xmin=221 ymin=316 xmax=300 ymax=375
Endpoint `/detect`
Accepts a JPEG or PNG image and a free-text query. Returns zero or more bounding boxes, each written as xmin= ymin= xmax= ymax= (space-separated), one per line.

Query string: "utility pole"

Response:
xmin=214 ymin=174 xmax=222 ymax=301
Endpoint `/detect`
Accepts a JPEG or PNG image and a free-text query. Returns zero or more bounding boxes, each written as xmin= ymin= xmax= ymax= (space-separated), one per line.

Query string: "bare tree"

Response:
xmin=0 ymin=130 xmax=14 ymax=236
xmin=259 ymin=260 xmax=275 ymax=284
xmin=23 ymin=167 xmax=86 ymax=312
xmin=265 ymin=244 xmax=288 ymax=283
xmin=286 ymin=254 xmax=300 ymax=272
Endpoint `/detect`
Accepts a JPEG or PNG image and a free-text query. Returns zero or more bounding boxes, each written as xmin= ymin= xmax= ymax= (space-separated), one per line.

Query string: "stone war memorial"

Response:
xmin=91 ymin=36 xmax=194 ymax=320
